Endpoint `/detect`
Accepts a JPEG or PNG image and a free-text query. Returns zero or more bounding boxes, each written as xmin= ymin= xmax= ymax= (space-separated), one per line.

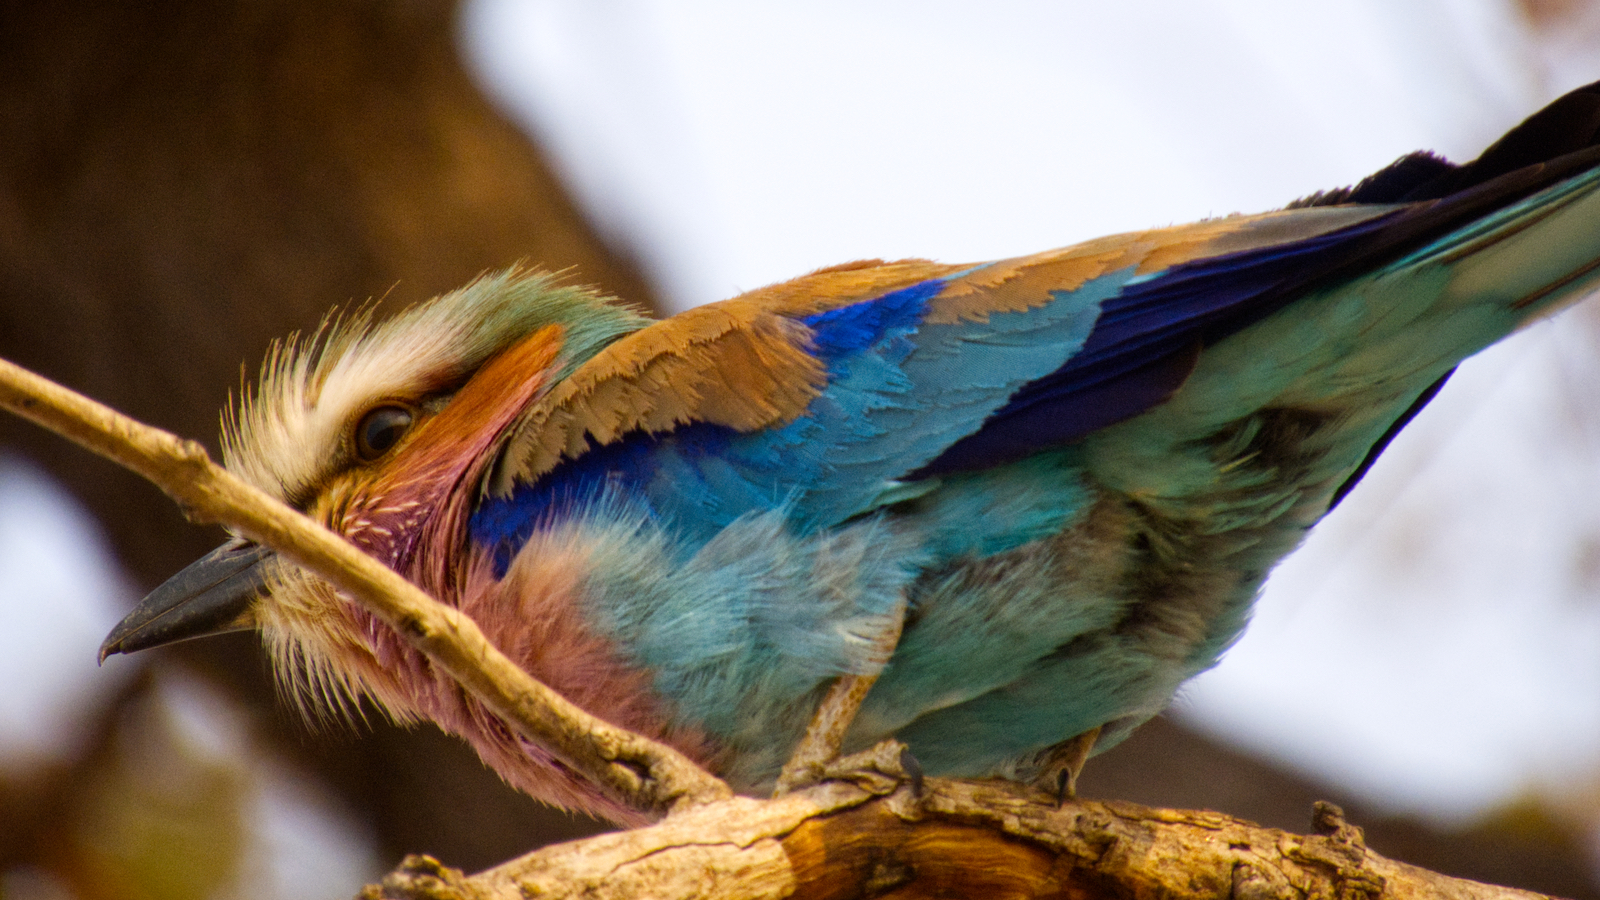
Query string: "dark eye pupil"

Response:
xmin=355 ymin=406 xmax=413 ymax=461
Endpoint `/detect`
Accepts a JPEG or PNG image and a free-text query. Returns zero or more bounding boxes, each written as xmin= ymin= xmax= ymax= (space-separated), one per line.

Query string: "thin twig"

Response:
xmin=0 ymin=355 xmax=731 ymax=816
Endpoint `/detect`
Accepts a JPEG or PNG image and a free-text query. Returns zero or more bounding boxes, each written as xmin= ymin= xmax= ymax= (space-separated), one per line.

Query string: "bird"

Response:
xmin=102 ymin=80 xmax=1600 ymax=824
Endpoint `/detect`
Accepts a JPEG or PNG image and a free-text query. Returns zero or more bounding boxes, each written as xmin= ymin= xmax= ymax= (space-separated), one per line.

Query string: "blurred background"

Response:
xmin=3 ymin=1 xmax=1600 ymax=897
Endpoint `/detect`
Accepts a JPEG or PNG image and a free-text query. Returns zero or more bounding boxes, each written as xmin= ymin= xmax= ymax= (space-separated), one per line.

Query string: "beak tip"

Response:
xmin=97 ymin=626 xmax=131 ymax=664
xmin=101 ymin=540 xmax=271 ymax=660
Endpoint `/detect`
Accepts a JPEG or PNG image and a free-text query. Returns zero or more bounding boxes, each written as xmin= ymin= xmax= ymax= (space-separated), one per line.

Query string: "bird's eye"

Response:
xmin=353 ymin=405 xmax=414 ymax=462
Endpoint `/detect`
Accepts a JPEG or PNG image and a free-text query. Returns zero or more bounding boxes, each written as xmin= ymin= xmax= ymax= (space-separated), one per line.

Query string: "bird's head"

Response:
xmin=99 ymin=271 xmax=647 ymax=717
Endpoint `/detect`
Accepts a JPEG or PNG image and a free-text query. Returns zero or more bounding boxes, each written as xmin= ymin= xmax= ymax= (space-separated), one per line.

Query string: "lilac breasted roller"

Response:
xmin=102 ymin=81 xmax=1600 ymax=822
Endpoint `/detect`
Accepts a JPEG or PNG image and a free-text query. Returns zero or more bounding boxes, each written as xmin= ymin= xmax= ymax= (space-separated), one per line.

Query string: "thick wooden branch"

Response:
xmin=0 ymin=353 xmax=1566 ymax=900
xmin=362 ymin=780 xmax=1560 ymax=900
xmin=0 ymin=355 xmax=730 ymax=817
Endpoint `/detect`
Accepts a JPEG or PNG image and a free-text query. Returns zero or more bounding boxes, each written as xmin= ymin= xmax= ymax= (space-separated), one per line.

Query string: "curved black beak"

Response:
xmin=99 ymin=538 xmax=272 ymax=663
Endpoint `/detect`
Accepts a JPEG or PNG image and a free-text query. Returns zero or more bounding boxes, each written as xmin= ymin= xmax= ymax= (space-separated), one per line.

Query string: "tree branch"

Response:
xmin=361 ymin=779 xmax=1560 ymax=900
xmin=0 ymin=355 xmax=730 ymax=817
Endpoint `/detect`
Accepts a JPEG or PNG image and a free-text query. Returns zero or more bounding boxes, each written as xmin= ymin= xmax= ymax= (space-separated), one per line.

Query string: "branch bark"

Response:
xmin=361 ymin=778 xmax=1560 ymax=900
xmin=0 ymin=353 xmax=1569 ymax=900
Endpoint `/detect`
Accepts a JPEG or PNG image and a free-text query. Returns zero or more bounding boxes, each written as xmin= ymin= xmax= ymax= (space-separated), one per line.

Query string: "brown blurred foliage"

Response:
xmin=7 ymin=672 xmax=249 ymax=900
xmin=1522 ymin=0 xmax=1589 ymax=27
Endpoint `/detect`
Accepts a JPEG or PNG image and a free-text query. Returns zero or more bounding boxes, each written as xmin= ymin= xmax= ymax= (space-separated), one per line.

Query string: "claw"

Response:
xmin=1033 ymin=724 xmax=1102 ymax=804
xmin=899 ymin=744 xmax=924 ymax=799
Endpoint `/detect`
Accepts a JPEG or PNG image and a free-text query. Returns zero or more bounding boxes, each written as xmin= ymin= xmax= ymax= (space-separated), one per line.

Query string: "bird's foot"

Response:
xmin=1031 ymin=725 xmax=1102 ymax=804
xmin=774 ymin=598 xmax=906 ymax=797
xmin=774 ymin=672 xmax=884 ymax=795
xmin=776 ymin=737 xmax=923 ymax=798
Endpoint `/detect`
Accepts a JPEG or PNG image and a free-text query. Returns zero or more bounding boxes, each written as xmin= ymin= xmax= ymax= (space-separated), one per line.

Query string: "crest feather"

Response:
xmin=221 ymin=269 xmax=649 ymax=505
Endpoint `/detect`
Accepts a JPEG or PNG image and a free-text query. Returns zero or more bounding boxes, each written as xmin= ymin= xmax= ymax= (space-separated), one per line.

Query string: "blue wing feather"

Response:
xmin=915 ymin=211 xmax=1410 ymax=475
xmin=472 ymin=218 xmax=1418 ymax=558
xmin=474 ymin=140 xmax=1600 ymax=567
xmin=473 ymin=214 xmax=1403 ymax=558
xmin=473 ymin=268 xmax=1111 ymax=556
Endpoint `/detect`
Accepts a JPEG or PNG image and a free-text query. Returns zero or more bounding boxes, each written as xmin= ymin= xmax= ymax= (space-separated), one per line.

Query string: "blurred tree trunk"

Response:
xmin=0 ymin=0 xmax=644 ymax=870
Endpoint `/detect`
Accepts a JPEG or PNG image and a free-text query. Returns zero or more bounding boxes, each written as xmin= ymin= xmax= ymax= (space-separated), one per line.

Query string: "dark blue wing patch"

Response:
xmin=914 ymin=210 xmax=1410 ymax=476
